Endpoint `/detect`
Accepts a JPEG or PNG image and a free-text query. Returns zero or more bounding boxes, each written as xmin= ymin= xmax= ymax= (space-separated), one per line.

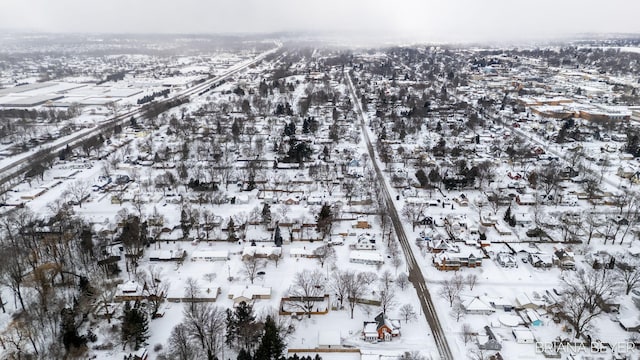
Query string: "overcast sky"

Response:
xmin=2 ymin=0 xmax=639 ymax=42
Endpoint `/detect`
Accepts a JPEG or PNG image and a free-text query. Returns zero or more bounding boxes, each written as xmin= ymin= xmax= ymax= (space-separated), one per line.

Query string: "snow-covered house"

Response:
xmin=191 ymin=250 xmax=229 ymax=261
xmin=515 ymin=194 xmax=536 ymax=205
xmin=485 ymin=296 xmax=514 ymax=312
xmin=433 ymin=250 xmax=482 ymax=271
xmin=349 ymin=251 xmax=384 ymax=265
xmin=515 ymin=293 xmax=544 ymax=310
xmin=362 ymin=312 xmax=401 ymax=341
xmin=477 ymin=326 xmax=502 ymax=351
xmin=228 ymin=285 xmax=272 ymax=304
xmin=461 ymin=296 xmax=496 ymax=315
xmin=289 ymin=247 xmax=315 ymax=258
xmin=148 ymin=249 xmax=186 ymax=262
xmin=496 ymin=252 xmax=518 ymax=268
xmin=513 ymin=211 xmax=533 ymax=226
xmin=115 ymin=280 xmax=144 ymax=302
xmin=428 ymin=239 xmax=459 ymax=253
xmin=167 ymin=283 xmax=221 ymax=303
xmin=480 ymin=213 xmax=498 ymax=226
xmin=527 ymin=252 xmax=553 ymax=268
xmin=494 ymin=223 xmax=513 ymax=236
xmin=618 ymin=297 xmax=640 ymax=331
xmin=553 ymin=248 xmax=575 ymax=270
xmin=512 ymin=327 xmax=535 ymax=344
xmin=242 ymin=246 xmax=282 ymax=260
xmin=363 ymin=322 xmax=378 ymax=342
xmin=352 ymin=219 xmax=372 ymax=229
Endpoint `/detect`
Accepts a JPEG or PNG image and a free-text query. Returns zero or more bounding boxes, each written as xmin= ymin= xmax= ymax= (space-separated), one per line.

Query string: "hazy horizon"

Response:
xmin=2 ymin=0 xmax=640 ymax=44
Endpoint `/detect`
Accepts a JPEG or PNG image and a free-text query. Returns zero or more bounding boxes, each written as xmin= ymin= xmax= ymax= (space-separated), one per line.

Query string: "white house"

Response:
xmin=349 ymin=251 xmax=384 ymax=265
xmin=148 ymin=249 xmax=186 ymax=262
xmin=496 ymin=252 xmax=518 ymax=268
xmin=228 ymin=285 xmax=272 ymax=304
xmin=290 ymin=247 xmax=314 ymax=258
xmin=191 ymin=250 xmax=229 ymax=261
xmin=461 ymin=295 xmax=496 ymax=315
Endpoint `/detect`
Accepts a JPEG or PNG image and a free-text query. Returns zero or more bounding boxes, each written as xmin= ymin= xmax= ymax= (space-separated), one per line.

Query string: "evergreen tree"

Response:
xmin=255 ymin=316 xmax=284 ymax=360
xmin=227 ymin=218 xmax=238 ymax=242
xmin=237 ymin=349 xmax=253 ymax=360
xmin=274 ymin=225 xmax=283 ymax=247
xmin=329 ymin=121 xmax=339 ymax=143
xmin=302 ymin=117 xmax=310 ymax=134
xmin=261 ymin=204 xmax=272 ymax=225
xmin=247 ymin=174 xmax=256 ymax=191
xmin=121 ymin=302 xmax=149 ymax=350
xmin=226 ymin=301 xmax=260 ymax=352
xmin=415 ymin=169 xmax=429 ymax=188
xmin=322 ymin=146 xmax=330 ymax=160
xmin=503 ymin=205 xmax=512 ymax=223
xmin=180 ymin=209 xmax=192 ymax=240
xmin=316 ymin=204 xmax=333 ymax=239
xmin=232 ymin=119 xmax=242 ymax=143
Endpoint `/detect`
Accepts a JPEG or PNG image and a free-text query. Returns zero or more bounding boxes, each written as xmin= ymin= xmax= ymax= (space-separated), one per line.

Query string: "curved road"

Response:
xmin=345 ymin=71 xmax=454 ymax=360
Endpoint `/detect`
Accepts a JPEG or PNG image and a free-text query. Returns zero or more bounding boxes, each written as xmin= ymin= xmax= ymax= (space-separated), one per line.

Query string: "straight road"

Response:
xmin=345 ymin=71 xmax=454 ymax=360
xmin=0 ymin=43 xmax=281 ymax=190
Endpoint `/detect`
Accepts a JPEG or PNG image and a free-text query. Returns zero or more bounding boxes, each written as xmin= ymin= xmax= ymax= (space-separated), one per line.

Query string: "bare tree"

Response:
xmin=399 ymin=303 xmax=417 ymax=323
xmin=619 ymin=198 xmax=639 ymax=245
xmin=313 ymin=244 xmax=336 ymax=268
xmin=538 ymin=166 xmax=561 ymax=201
xmin=345 ymin=271 xmax=377 ymax=319
xmin=378 ymin=274 xmax=397 ymax=316
xmin=243 ymin=256 xmax=266 ymax=284
xmin=380 ymin=270 xmax=394 ymax=289
xmin=466 ymin=274 xmax=478 ymax=291
xmin=391 ymin=253 xmax=403 ymax=275
xmin=614 ymin=258 xmax=640 ymax=295
xmin=401 ymin=203 xmax=427 ymax=231
xmin=396 ymin=273 xmax=409 ymax=291
xmin=138 ymin=267 xmax=169 ymax=317
xmin=233 ymin=212 xmax=249 ymax=241
xmin=287 ymin=269 xmax=325 ymax=318
xmin=560 ymin=267 xmax=620 ymax=338
xmin=462 ymin=323 xmax=474 ymax=344
xmin=330 ymin=270 xmax=349 ymax=310
xmin=438 ymin=275 xmax=464 ymax=307
xmin=184 ymin=277 xmax=201 ymax=313
xmin=0 ymin=244 xmax=28 ymax=310
xmin=468 ymin=347 xmax=488 ymax=360
xmin=166 ymin=324 xmax=200 ymax=360
xmin=583 ymin=212 xmax=601 ymax=245
xmin=182 ymin=303 xmax=226 ymax=360
xmin=451 ymin=300 xmax=465 ymax=322
xmin=66 ymin=180 xmax=91 ymax=208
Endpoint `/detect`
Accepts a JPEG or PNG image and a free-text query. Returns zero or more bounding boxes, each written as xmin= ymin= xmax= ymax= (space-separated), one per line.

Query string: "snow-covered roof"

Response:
xmin=349 ymin=250 xmax=384 ymax=263
xmin=242 ymin=246 xmax=282 ymax=257
xmin=228 ymin=285 xmax=271 ymax=300
xmin=461 ymin=295 xmax=495 ymax=313
xmin=191 ymin=250 xmax=229 ymax=260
